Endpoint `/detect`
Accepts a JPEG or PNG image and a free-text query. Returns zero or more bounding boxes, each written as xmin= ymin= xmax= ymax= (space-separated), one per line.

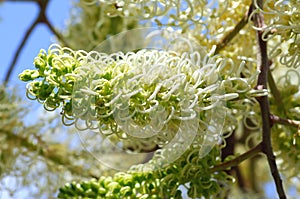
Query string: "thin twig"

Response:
xmin=253 ymin=0 xmax=286 ymax=198
xmin=211 ymin=142 xmax=262 ymax=173
xmin=214 ymin=3 xmax=253 ymax=54
xmin=271 ymin=115 xmax=300 ymax=128
xmin=36 ymin=0 xmax=70 ymax=47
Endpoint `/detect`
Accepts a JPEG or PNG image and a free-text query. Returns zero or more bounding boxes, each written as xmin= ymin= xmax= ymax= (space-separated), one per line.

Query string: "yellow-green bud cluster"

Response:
xmin=58 ymin=146 xmax=232 ymax=198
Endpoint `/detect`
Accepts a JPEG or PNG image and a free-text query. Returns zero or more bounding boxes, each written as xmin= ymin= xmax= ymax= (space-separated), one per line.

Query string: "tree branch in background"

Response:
xmin=271 ymin=115 xmax=300 ymax=129
xmin=214 ymin=3 xmax=253 ymax=54
xmin=3 ymin=128 xmax=96 ymax=178
xmin=221 ymin=130 xmax=248 ymax=192
xmin=253 ymin=0 xmax=286 ymax=198
xmin=4 ymin=0 xmax=69 ymax=83
xmin=211 ymin=142 xmax=262 ymax=173
xmin=36 ymin=0 xmax=70 ymax=47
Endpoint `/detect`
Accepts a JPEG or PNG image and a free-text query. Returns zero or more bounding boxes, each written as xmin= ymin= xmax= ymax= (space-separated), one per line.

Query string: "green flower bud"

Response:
xmin=108 ymin=181 xmax=121 ymax=194
xmin=18 ymin=69 xmax=40 ymax=82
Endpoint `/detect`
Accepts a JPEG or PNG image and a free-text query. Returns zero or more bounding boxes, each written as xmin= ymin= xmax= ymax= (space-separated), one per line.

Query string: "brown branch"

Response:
xmin=214 ymin=3 xmax=253 ymax=54
xmin=221 ymin=131 xmax=247 ymax=192
xmin=36 ymin=0 xmax=70 ymax=47
xmin=211 ymin=142 xmax=262 ymax=173
xmin=271 ymin=115 xmax=300 ymax=128
xmin=253 ymin=0 xmax=286 ymax=198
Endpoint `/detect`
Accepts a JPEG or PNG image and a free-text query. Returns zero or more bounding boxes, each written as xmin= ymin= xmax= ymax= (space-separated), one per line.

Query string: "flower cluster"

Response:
xmin=19 ymin=44 xmax=228 ymax=156
xmin=58 ymin=146 xmax=232 ymax=199
xmin=19 ymin=42 xmax=264 ymax=156
xmin=260 ymin=0 xmax=300 ymax=68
